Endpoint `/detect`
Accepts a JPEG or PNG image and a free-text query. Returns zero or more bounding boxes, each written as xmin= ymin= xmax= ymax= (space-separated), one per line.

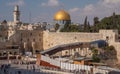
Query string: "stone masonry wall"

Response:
xmin=43 ymin=30 xmax=120 ymax=62
xmin=43 ymin=31 xmax=102 ymax=50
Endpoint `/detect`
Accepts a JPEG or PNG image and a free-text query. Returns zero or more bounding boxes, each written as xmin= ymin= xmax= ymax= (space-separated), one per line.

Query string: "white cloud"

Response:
xmin=83 ymin=4 xmax=94 ymax=12
xmin=69 ymin=8 xmax=80 ymax=13
xmin=41 ymin=0 xmax=59 ymax=7
xmin=100 ymin=0 xmax=120 ymax=8
xmin=102 ymin=0 xmax=120 ymax=4
xmin=69 ymin=0 xmax=120 ymax=24
xmin=7 ymin=0 xmax=25 ymax=6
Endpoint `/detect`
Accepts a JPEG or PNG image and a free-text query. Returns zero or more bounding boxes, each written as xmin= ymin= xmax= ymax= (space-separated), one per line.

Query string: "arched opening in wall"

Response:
xmin=65 ymin=51 xmax=68 ymax=56
xmin=28 ymin=42 xmax=32 ymax=52
xmin=30 ymin=33 xmax=32 ymax=36
xmin=14 ymin=52 xmax=17 ymax=55
xmin=20 ymin=38 xmax=23 ymax=42
xmin=106 ymin=36 xmax=109 ymax=44
xmin=3 ymin=52 xmax=7 ymax=56
xmin=9 ymin=52 xmax=12 ymax=55
xmin=74 ymin=52 xmax=80 ymax=58
xmin=90 ymin=64 xmax=93 ymax=66
xmin=0 ymin=35 xmax=2 ymax=37
xmin=118 ymin=36 xmax=120 ymax=41
xmin=7 ymin=31 xmax=8 ymax=35
xmin=5 ymin=36 xmax=8 ymax=40
xmin=33 ymin=38 xmax=35 ymax=42
xmin=106 ymin=36 xmax=109 ymax=41
xmin=21 ymin=33 xmax=22 ymax=36
xmin=115 ymin=34 xmax=118 ymax=41
xmin=74 ymin=49 xmax=76 ymax=52
xmin=74 ymin=36 xmax=77 ymax=39
xmin=27 ymin=38 xmax=29 ymax=42
xmin=0 ymin=53 xmax=2 ymax=56
xmin=35 ymin=50 xmax=40 ymax=54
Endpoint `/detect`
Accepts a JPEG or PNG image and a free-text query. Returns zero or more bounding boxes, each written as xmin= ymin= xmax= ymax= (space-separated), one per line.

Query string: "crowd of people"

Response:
xmin=0 ymin=64 xmax=10 ymax=74
xmin=0 ymin=60 xmax=93 ymax=74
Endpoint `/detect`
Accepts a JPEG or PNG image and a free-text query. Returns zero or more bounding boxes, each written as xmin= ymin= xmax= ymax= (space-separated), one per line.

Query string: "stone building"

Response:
xmin=0 ymin=5 xmax=44 ymax=56
xmin=13 ymin=5 xmax=20 ymax=24
xmin=42 ymin=29 xmax=120 ymax=62
xmin=11 ymin=30 xmax=43 ymax=53
xmin=1 ymin=5 xmax=120 ymax=63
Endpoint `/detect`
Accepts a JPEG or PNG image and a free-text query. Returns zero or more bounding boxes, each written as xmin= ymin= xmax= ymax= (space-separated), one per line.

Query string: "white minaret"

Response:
xmin=13 ymin=5 xmax=20 ymax=24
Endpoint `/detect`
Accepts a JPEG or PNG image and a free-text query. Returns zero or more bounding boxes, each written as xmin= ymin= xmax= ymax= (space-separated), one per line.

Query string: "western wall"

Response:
xmin=4 ymin=28 xmax=120 ymax=62
xmin=43 ymin=29 xmax=120 ymax=62
xmin=43 ymin=30 xmax=117 ymax=49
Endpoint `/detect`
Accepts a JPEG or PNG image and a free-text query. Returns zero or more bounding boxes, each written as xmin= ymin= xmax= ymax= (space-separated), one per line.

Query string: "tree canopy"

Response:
xmin=60 ymin=23 xmax=80 ymax=32
xmin=92 ymin=13 xmax=120 ymax=33
xmin=60 ymin=12 xmax=120 ymax=33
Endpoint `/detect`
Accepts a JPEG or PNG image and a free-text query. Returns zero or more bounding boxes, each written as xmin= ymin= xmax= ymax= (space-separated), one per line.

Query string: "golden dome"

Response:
xmin=54 ymin=9 xmax=71 ymax=21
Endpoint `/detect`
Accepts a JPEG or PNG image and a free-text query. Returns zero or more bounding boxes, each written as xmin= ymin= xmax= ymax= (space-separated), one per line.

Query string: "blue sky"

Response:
xmin=0 ymin=0 xmax=120 ymax=24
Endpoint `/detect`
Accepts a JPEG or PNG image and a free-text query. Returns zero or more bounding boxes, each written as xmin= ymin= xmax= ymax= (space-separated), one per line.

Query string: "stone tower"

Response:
xmin=13 ymin=5 xmax=20 ymax=24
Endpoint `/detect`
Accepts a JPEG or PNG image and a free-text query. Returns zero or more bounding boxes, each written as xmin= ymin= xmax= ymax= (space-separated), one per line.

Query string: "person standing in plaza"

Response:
xmin=33 ymin=65 xmax=35 ymax=72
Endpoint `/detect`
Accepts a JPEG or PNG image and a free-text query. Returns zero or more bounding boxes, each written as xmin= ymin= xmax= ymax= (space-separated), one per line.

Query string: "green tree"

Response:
xmin=69 ymin=24 xmax=80 ymax=32
xmin=83 ymin=16 xmax=88 ymax=32
xmin=60 ymin=22 xmax=70 ymax=32
xmin=87 ymin=21 xmax=90 ymax=32
xmin=54 ymin=23 xmax=60 ymax=31
xmin=91 ymin=13 xmax=120 ymax=33
xmin=91 ymin=47 xmax=100 ymax=62
xmin=60 ymin=22 xmax=80 ymax=32
xmin=94 ymin=17 xmax=99 ymax=25
xmin=92 ymin=54 xmax=100 ymax=62
xmin=91 ymin=47 xmax=98 ymax=55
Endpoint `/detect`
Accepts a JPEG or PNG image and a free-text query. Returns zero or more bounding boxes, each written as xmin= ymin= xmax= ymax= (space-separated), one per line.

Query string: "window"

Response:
xmin=74 ymin=49 xmax=76 ymax=52
xmin=106 ymin=36 xmax=109 ymax=40
xmin=30 ymin=33 xmax=32 ymax=36
xmin=119 ymin=36 xmax=120 ymax=39
xmin=65 ymin=51 xmax=68 ymax=55
xmin=21 ymin=33 xmax=22 ymax=36
xmin=0 ymin=53 xmax=2 ymax=56
xmin=20 ymin=38 xmax=23 ymax=41
xmin=14 ymin=52 xmax=17 ymax=55
xmin=9 ymin=52 xmax=12 ymax=55
xmin=74 ymin=36 xmax=77 ymax=39
xmin=28 ymin=38 xmax=29 ymax=41
xmin=33 ymin=38 xmax=35 ymax=42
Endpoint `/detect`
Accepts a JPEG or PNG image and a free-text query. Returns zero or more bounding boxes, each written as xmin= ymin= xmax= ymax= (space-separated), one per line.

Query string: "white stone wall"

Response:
xmin=99 ymin=29 xmax=118 ymax=44
xmin=43 ymin=30 xmax=119 ymax=50
xmin=43 ymin=29 xmax=120 ymax=61
xmin=43 ymin=31 xmax=103 ymax=50
xmin=109 ymin=42 xmax=120 ymax=62
xmin=8 ymin=30 xmax=43 ymax=51
xmin=5 ymin=29 xmax=120 ymax=61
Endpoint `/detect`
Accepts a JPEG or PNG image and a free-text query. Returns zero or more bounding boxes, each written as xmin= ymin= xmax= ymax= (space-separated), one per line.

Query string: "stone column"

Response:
xmin=78 ymin=48 xmax=80 ymax=54
xmin=77 ymin=48 xmax=79 ymax=52
xmin=32 ymin=42 xmax=35 ymax=54
xmin=23 ymin=42 xmax=27 ymax=53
